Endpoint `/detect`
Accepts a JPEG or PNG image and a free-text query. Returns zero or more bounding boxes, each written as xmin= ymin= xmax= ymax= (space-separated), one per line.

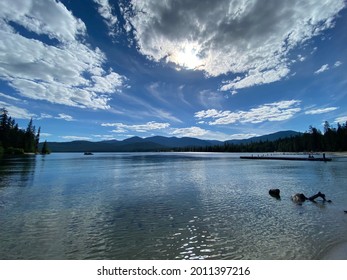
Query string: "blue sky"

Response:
xmin=0 ymin=0 xmax=346 ymax=142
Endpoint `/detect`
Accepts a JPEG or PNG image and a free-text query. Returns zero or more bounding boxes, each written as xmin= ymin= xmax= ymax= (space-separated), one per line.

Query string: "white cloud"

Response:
xmin=93 ymin=0 xmax=119 ymax=37
xmin=195 ymin=100 xmax=301 ymax=125
xmin=313 ymin=61 xmax=342 ymax=75
xmin=0 ymin=101 xmax=36 ymax=119
xmin=61 ymin=136 xmax=92 ymax=141
xmin=220 ymin=65 xmax=290 ymax=92
xmin=102 ymin=121 xmax=170 ymax=132
xmin=229 ymin=133 xmax=259 ymax=140
xmin=334 ymin=61 xmax=342 ymax=67
xmin=110 ymin=128 xmax=127 ymax=133
xmin=40 ymin=133 xmax=52 ymax=138
xmin=305 ymin=107 xmax=338 ymax=115
xmin=0 ymin=0 xmax=126 ymax=110
xmin=90 ymin=71 xmax=125 ymax=93
xmin=0 ymin=92 xmax=21 ymax=101
xmin=170 ymin=126 xmax=257 ymax=141
xmin=334 ymin=116 xmax=347 ymax=124
xmin=38 ymin=113 xmax=53 ymax=119
xmin=56 ymin=113 xmax=74 ymax=122
xmin=297 ymin=55 xmax=306 ymax=62
xmin=92 ymin=134 xmax=116 ymax=140
xmin=0 ymin=0 xmax=86 ymax=42
xmin=195 ymin=109 xmax=231 ymax=120
xmin=152 ymin=109 xmax=183 ymax=123
xmin=171 ymin=127 xmax=208 ymax=138
xmin=124 ymin=0 xmax=345 ymax=91
xmin=37 ymin=113 xmax=75 ymax=122
xmin=314 ymin=64 xmax=330 ymax=74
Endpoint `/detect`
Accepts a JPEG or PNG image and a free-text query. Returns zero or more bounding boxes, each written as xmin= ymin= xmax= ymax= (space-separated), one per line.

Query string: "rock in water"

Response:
xmin=269 ymin=189 xmax=281 ymax=199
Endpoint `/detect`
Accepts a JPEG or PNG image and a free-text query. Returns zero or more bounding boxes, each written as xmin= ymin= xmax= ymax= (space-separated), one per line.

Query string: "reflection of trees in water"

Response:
xmin=0 ymin=155 xmax=36 ymax=188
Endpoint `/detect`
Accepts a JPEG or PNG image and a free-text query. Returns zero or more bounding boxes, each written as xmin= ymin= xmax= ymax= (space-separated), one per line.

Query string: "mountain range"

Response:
xmin=40 ymin=130 xmax=302 ymax=152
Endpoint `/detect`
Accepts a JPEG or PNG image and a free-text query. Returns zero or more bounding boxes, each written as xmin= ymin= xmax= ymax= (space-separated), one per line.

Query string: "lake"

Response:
xmin=0 ymin=152 xmax=346 ymax=260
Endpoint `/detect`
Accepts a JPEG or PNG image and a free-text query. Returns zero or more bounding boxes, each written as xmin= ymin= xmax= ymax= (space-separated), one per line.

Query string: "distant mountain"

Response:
xmin=40 ymin=130 xmax=302 ymax=152
xmin=226 ymin=130 xmax=302 ymax=145
xmin=44 ymin=139 xmax=167 ymax=152
xmin=122 ymin=136 xmax=145 ymax=144
xmin=145 ymin=136 xmax=222 ymax=148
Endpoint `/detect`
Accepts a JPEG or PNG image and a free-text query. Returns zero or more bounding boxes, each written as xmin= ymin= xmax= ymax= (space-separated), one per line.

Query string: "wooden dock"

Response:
xmin=240 ymin=155 xmax=332 ymax=162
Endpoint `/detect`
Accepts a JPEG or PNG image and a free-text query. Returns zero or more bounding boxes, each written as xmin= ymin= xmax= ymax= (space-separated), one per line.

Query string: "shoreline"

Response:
xmin=321 ymin=242 xmax=347 ymax=260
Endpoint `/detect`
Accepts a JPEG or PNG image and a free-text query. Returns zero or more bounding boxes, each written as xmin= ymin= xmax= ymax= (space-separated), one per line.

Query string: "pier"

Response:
xmin=240 ymin=154 xmax=332 ymax=162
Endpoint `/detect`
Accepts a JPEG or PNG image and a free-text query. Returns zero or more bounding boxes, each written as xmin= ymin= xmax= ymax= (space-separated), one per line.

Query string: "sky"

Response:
xmin=0 ymin=0 xmax=347 ymax=142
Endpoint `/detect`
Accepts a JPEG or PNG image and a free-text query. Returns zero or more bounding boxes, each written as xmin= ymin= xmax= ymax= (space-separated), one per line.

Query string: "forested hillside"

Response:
xmin=2 ymin=107 xmax=346 ymax=154
xmin=176 ymin=122 xmax=347 ymax=153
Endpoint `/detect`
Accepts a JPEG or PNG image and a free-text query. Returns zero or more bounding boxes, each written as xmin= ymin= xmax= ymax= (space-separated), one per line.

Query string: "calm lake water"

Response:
xmin=0 ymin=152 xmax=347 ymax=260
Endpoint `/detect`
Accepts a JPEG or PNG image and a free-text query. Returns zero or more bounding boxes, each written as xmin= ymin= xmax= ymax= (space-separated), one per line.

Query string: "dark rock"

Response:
xmin=269 ymin=189 xmax=281 ymax=199
xmin=292 ymin=193 xmax=308 ymax=203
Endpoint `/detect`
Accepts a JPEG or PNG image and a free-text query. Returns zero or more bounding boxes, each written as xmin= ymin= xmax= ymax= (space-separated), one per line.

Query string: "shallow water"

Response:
xmin=0 ymin=152 xmax=346 ymax=259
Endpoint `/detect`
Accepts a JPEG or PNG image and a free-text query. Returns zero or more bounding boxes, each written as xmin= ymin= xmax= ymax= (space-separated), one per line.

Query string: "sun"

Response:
xmin=169 ymin=42 xmax=204 ymax=70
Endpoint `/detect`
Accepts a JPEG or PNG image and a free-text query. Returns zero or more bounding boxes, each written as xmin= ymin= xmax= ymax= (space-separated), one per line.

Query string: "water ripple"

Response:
xmin=0 ymin=153 xmax=347 ymax=259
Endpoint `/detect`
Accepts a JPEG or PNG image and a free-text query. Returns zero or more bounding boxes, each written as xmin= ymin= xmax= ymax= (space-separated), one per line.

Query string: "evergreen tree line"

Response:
xmin=1 ymin=106 xmax=346 ymax=154
xmin=0 ymin=108 xmax=50 ymax=155
xmin=174 ymin=121 xmax=347 ymax=153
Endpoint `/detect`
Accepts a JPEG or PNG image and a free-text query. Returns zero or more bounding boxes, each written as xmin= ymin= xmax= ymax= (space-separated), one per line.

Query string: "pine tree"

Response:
xmin=35 ymin=127 xmax=41 ymax=153
xmin=25 ymin=118 xmax=36 ymax=153
xmin=0 ymin=108 xmax=45 ymax=155
xmin=41 ymin=140 xmax=50 ymax=154
xmin=0 ymin=108 xmax=10 ymax=149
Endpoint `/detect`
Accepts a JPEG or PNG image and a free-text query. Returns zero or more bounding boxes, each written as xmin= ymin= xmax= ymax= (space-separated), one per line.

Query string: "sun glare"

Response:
xmin=170 ymin=43 xmax=204 ymax=70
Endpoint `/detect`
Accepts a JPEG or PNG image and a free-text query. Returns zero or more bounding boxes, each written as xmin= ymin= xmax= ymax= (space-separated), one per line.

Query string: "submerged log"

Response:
xmin=308 ymin=191 xmax=326 ymax=201
xmin=292 ymin=191 xmax=332 ymax=203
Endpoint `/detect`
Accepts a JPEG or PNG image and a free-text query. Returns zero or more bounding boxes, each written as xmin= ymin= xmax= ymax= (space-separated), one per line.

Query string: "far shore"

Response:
xmin=328 ymin=151 xmax=347 ymax=157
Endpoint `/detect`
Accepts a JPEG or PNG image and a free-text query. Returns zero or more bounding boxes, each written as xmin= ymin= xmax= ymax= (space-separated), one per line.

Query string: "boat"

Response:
xmin=84 ymin=152 xmax=93 ymax=155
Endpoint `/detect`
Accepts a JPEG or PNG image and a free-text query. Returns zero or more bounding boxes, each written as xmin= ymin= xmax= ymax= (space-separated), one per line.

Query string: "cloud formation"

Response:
xmin=334 ymin=116 xmax=347 ymax=124
xmin=0 ymin=0 xmax=86 ymax=42
xmin=171 ymin=126 xmax=208 ymax=138
xmin=0 ymin=0 xmax=125 ymax=110
xmin=102 ymin=121 xmax=170 ymax=132
xmin=195 ymin=100 xmax=301 ymax=125
xmin=334 ymin=61 xmax=342 ymax=67
xmin=37 ymin=112 xmax=76 ymax=122
xmin=229 ymin=133 xmax=259 ymax=140
xmin=0 ymin=92 xmax=21 ymax=102
xmin=0 ymin=101 xmax=35 ymax=119
xmin=124 ymin=0 xmax=345 ymax=91
xmin=170 ymin=126 xmax=252 ymax=141
xmin=314 ymin=64 xmax=330 ymax=74
xmin=56 ymin=114 xmax=75 ymax=122
xmin=305 ymin=107 xmax=338 ymax=115
xmin=93 ymin=0 xmax=119 ymax=37
xmin=61 ymin=136 xmax=92 ymax=141
xmin=314 ymin=60 xmax=343 ymax=74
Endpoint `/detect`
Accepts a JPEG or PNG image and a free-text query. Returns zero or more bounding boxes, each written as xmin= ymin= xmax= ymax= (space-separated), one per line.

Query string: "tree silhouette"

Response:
xmin=0 ymin=108 xmax=41 ymax=154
